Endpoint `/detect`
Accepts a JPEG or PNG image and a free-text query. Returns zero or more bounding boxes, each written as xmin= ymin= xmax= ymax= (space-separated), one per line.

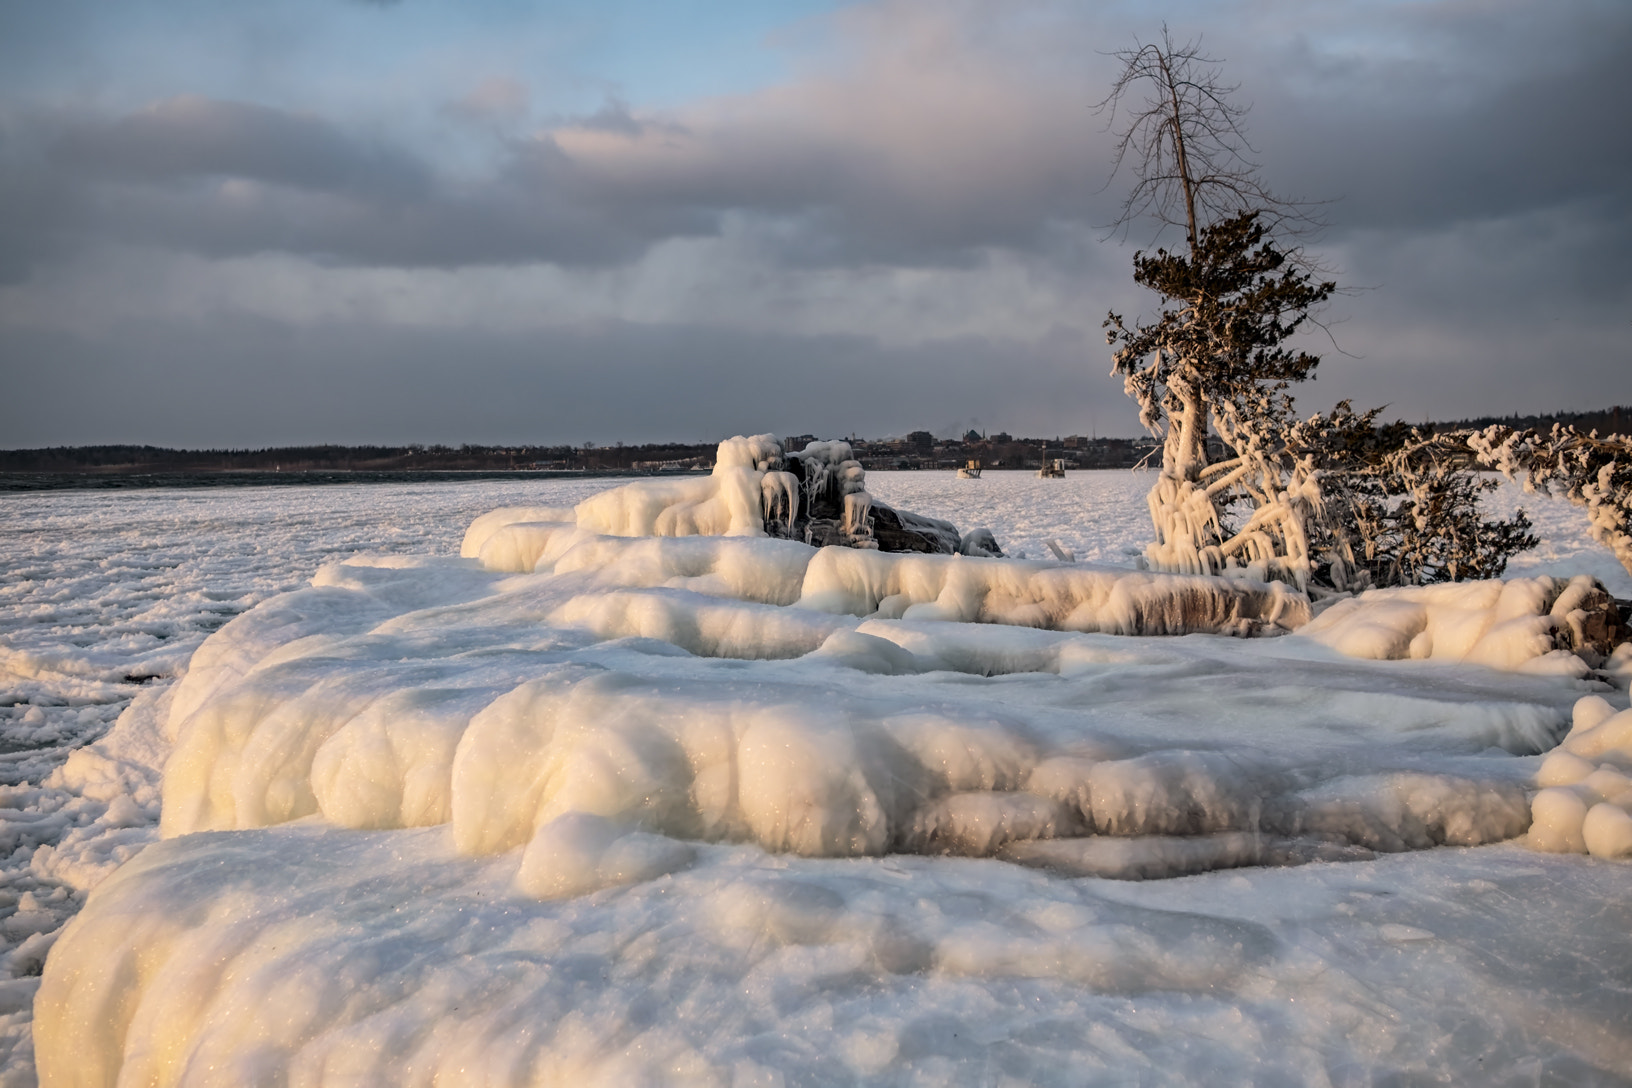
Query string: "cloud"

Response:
xmin=0 ymin=3 xmax=1118 ymax=275
xmin=1 ymin=0 xmax=1628 ymax=444
xmin=6 ymin=1 xmax=1629 ymax=277
xmin=52 ymin=96 xmax=429 ymax=196
xmin=1245 ymin=6 xmax=1632 ymax=236
xmin=0 ymin=310 xmax=1138 ymax=447
xmin=445 ymin=77 xmax=530 ymax=126
xmin=0 ymin=99 xmax=681 ymax=272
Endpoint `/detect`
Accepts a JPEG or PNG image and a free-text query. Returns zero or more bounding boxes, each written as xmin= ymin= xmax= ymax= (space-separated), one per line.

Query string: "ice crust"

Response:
xmin=466 ymin=436 xmax=1316 ymax=639
xmin=572 ymin=434 xmax=787 ymax=539
xmin=466 ymin=515 xmax=1310 ymax=634
xmin=11 ymin=473 xmax=1632 ymax=1086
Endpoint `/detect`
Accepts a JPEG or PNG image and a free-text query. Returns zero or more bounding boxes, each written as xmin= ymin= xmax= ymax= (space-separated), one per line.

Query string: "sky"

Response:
xmin=0 ymin=0 xmax=1627 ymax=448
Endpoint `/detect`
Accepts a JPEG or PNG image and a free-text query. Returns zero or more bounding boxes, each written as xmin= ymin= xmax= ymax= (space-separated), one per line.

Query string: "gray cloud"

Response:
xmin=1248 ymin=11 xmax=1632 ymax=236
xmin=0 ymin=102 xmax=694 ymax=274
xmin=0 ymin=0 xmax=1627 ymax=444
xmin=0 ymin=313 xmax=1138 ymax=447
xmin=52 ymin=96 xmax=431 ymax=197
xmin=6 ymin=3 xmax=1628 ymax=278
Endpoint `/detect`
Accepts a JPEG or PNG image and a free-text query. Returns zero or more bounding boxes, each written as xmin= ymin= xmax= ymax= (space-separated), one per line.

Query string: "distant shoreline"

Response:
xmin=0 ymin=465 xmax=1157 ymax=493
xmin=0 ymin=469 xmax=648 ymax=492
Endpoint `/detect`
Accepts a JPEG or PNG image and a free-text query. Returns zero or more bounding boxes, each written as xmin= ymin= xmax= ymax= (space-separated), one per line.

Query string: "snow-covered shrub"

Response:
xmin=1297 ymin=408 xmax=1537 ymax=590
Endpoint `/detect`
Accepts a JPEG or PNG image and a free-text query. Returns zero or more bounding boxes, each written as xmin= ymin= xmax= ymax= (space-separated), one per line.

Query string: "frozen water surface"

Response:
xmin=3 ymin=472 xmax=1630 ymax=1085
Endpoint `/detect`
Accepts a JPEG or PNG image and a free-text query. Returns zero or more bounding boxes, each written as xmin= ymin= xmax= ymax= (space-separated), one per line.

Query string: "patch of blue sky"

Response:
xmin=0 ymin=0 xmax=848 ymax=119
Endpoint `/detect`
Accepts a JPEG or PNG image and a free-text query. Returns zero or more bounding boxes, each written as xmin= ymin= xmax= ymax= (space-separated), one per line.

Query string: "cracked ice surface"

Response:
xmin=8 ymin=473 xmax=1632 ymax=1086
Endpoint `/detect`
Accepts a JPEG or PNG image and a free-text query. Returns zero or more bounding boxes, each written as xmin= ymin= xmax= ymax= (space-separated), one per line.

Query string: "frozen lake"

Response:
xmin=3 ymin=470 xmax=1630 ymax=1085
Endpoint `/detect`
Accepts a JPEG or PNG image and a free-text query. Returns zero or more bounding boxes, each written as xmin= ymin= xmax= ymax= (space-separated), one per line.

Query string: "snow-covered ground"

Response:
xmin=3 ymin=472 xmax=1630 ymax=1085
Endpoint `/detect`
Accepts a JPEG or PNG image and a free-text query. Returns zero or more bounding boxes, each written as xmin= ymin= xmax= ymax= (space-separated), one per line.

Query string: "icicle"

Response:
xmin=760 ymin=471 xmax=801 ymax=533
xmin=843 ymin=491 xmax=874 ymax=538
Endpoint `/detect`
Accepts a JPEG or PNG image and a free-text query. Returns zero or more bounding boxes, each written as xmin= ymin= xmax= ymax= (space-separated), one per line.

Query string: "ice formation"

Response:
xmin=575 ymin=434 xmax=782 ymax=539
xmin=16 ymin=472 xmax=1632 ymax=1087
xmin=457 ymin=438 xmax=1312 ymax=639
xmin=144 ymin=525 xmax=1589 ymax=876
xmin=1529 ymin=694 xmax=1632 ymax=858
xmin=551 ymin=434 xmax=982 ymax=560
xmin=1299 ymin=573 xmax=1619 ymax=675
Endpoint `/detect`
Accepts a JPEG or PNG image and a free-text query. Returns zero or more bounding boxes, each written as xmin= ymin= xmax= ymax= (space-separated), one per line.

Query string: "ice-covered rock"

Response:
xmin=575 ymin=434 xmax=778 ymax=538
xmin=149 ymin=545 xmax=1569 ymax=873
xmin=759 ymin=470 xmax=800 ymax=534
xmin=1297 ymin=574 xmax=1626 ymax=675
xmin=796 ymin=548 xmax=1307 ymax=632
xmin=1527 ymin=693 xmax=1632 ymax=858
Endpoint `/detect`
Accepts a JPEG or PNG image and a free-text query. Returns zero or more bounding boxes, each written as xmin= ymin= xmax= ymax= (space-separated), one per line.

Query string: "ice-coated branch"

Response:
xmin=1094 ymin=26 xmax=1321 ymax=254
xmin=1463 ymin=425 xmax=1632 ymax=578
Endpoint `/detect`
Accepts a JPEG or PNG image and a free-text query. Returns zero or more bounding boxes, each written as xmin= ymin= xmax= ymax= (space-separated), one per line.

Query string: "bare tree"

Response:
xmin=1096 ymin=26 xmax=1315 ymax=255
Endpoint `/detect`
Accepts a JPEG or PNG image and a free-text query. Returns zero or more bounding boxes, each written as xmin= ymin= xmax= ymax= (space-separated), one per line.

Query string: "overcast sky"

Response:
xmin=1 ymin=0 xmax=1627 ymax=447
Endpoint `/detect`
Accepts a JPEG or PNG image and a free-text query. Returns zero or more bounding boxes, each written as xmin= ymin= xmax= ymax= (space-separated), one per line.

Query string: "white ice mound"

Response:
xmin=460 ymin=504 xmax=575 ymax=559
xmin=575 ymin=433 xmax=783 ymax=538
xmin=1297 ymin=574 xmax=1610 ymax=674
xmin=462 ymin=521 xmax=1310 ymax=637
xmin=516 ymin=812 xmax=696 ymax=900
xmin=1528 ymin=693 xmax=1632 ymax=858
xmin=797 ymin=548 xmax=1309 ymax=632
xmin=151 ymin=545 xmax=1577 ymax=885
xmin=40 ymin=823 xmax=1632 ymax=1086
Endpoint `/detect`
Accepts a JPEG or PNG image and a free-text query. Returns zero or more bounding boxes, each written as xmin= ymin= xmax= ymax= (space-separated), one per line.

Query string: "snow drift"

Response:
xmin=1300 ymin=573 xmax=1623 ymax=676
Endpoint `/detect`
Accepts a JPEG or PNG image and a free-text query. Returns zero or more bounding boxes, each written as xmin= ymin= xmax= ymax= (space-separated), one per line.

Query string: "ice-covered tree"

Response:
xmin=1098 ymin=30 xmax=1534 ymax=591
xmin=1466 ymin=425 xmax=1632 ymax=579
xmin=1103 ymin=211 xmax=1334 ymax=584
xmin=1300 ymin=409 xmax=1537 ymax=589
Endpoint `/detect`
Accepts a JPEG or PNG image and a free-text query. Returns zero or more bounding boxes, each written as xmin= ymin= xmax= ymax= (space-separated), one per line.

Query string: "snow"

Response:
xmin=4 ymin=471 xmax=1631 ymax=1085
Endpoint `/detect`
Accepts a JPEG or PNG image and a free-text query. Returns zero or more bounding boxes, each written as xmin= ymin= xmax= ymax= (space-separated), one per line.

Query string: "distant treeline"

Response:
xmin=3 ymin=406 xmax=1625 ymax=476
xmin=1421 ymin=406 xmax=1630 ymax=438
xmin=0 ymin=443 xmax=715 ymax=474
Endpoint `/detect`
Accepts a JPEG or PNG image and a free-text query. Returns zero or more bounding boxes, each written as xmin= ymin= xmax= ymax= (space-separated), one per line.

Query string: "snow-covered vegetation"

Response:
xmin=1470 ymin=424 xmax=1632 ymax=579
xmin=1097 ymin=33 xmax=1559 ymax=596
xmin=3 ymin=464 xmax=1629 ymax=1085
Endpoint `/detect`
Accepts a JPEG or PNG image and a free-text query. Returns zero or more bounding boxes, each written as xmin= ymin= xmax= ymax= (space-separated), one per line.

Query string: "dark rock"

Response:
xmin=957 ymin=528 xmax=1003 ymax=558
xmin=872 ymin=503 xmax=959 ymax=554
xmin=804 ymin=519 xmax=848 ymax=549
xmin=1552 ymin=583 xmax=1632 ymax=666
